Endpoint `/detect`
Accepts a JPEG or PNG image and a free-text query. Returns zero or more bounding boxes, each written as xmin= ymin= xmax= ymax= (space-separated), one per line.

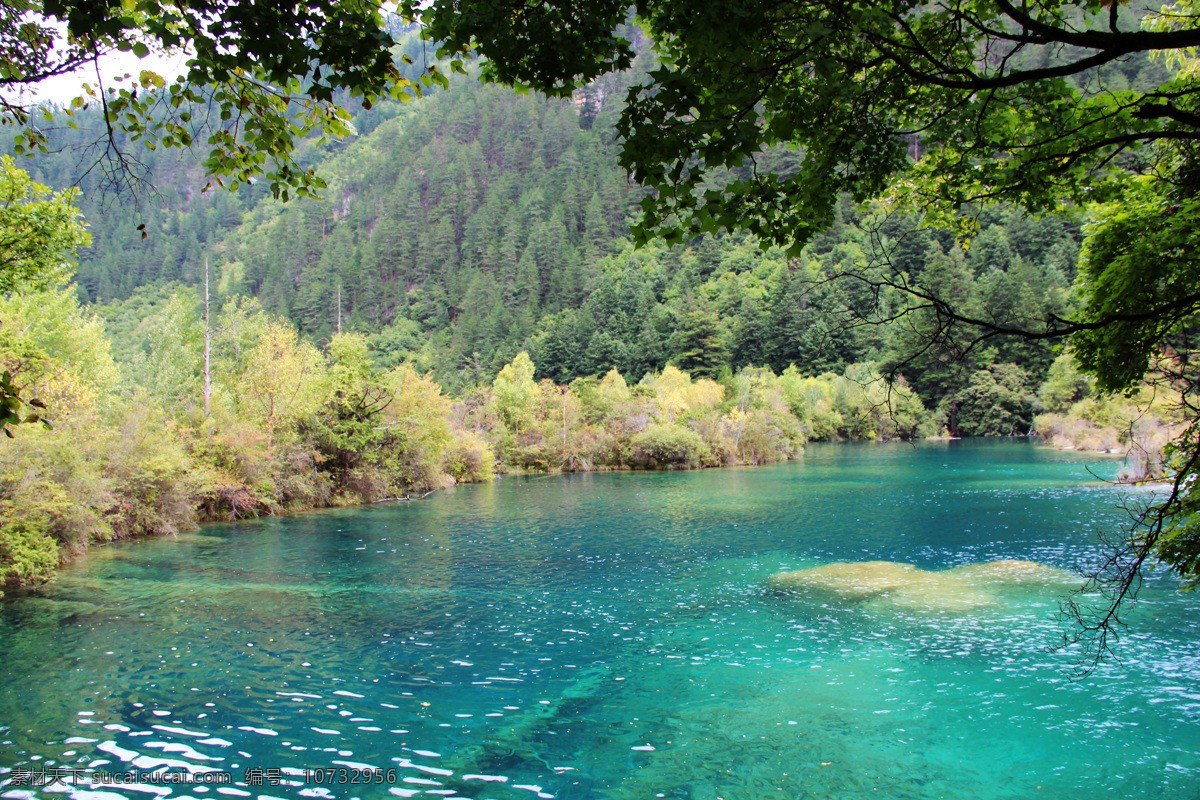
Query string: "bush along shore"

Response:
xmin=1031 ymin=353 xmax=1182 ymax=483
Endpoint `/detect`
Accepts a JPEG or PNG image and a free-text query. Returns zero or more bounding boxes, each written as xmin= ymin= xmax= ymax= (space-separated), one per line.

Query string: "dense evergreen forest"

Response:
xmin=0 ymin=31 xmax=1180 ymax=594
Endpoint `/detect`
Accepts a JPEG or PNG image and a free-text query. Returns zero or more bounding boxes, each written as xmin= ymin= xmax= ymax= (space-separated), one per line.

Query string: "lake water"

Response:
xmin=2 ymin=441 xmax=1198 ymax=800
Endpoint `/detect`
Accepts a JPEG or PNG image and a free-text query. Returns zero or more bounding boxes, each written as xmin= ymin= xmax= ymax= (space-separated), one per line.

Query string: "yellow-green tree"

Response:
xmin=0 ymin=160 xmax=92 ymax=435
xmin=381 ymin=363 xmax=455 ymax=489
xmin=646 ymin=365 xmax=724 ymax=424
xmin=240 ymin=321 xmax=325 ymax=456
xmin=0 ymin=286 xmax=119 ymax=419
xmin=491 ymin=352 xmax=540 ymax=435
xmin=0 ymin=158 xmax=89 ymax=294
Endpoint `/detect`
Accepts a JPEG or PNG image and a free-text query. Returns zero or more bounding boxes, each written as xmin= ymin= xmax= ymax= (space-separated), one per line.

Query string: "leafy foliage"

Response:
xmin=628 ymin=424 xmax=710 ymax=470
xmin=1072 ymin=180 xmax=1200 ymax=392
xmin=239 ymin=320 xmax=325 ymax=455
xmin=418 ymin=1 xmax=1196 ymax=248
xmin=952 ymin=364 xmax=1036 ymax=437
xmin=6 ymin=2 xmax=440 ymax=200
xmin=0 ymin=517 xmax=58 ymax=597
xmin=0 ymin=157 xmax=88 ymax=293
xmin=0 ymin=158 xmax=92 ymax=435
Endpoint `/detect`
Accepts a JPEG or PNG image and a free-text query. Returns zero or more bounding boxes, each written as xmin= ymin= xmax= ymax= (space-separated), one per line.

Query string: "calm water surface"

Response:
xmin=2 ymin=441 xmax=1198 ymax=799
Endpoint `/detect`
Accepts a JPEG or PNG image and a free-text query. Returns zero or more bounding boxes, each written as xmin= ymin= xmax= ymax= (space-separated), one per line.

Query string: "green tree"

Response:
xmin=669 ymin=295 xmax=727 ymax=379
xmin=491 ymin=351 xmax=540 ymax=435
xmin=310 ymin=333 xmax=393 ymax=493
xmin=880 ymin=242 xmax=977 ymax=407
xmin=0 ymin=158 xmax=89 ymax=293
xmin=126 ymin=292 xmax=203 ymax=417
xmin=0 ymin=158 xmax=92 ymax=435
xmin=0 ymin=285 xmax=119 ymax=435
xmin=1037 ymin=352 xmax=1092 ymax=414
xmin=952 ymin=363 xmax=1036 ymax=437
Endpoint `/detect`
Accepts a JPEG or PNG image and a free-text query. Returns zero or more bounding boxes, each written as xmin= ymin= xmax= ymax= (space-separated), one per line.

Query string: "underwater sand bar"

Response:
xmin=766 ymin=560 xmax=1084 ymax=613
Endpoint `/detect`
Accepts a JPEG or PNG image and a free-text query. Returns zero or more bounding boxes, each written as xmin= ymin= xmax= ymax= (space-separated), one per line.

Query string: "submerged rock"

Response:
xmin=767 ymin=559 xmax=1082 ymax=614
xmin=766 ymin=561 xmax=925 ymax=601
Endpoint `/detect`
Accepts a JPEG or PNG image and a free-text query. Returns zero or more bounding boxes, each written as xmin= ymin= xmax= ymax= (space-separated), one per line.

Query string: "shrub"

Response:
xmin=270 ymin=442 xmax=334 ymax=510
xmin=102 ymin=405 xmax=199 ymax=539
xmin=739 ymin=408 xmax=805 ymax=464
xmin=628 ymin=424 xmax=710 ymax=469
xmin=0 ymin=517 xmax=59 ymax=596
xmin=582 ymin=427 xmax=623 ymax=468
xmin=0 ymin=422 xmax=112 ymax=554
xmin=444 ymin=430 xmax=495 ymax=483
xmin=346 ymin=466 xmax=389 ymax=503
xmin=195 ymin=478 xmax=268 ymax=521
xmin=690 ymin=410 xmax=737 ymax=466
xmin=1034 ymin=381 xmax=1180 ymax=483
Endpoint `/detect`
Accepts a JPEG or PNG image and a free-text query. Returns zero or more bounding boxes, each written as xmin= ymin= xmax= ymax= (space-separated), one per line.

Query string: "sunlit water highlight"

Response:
xmin=2 ymin=441 xmax=1198 ymax=799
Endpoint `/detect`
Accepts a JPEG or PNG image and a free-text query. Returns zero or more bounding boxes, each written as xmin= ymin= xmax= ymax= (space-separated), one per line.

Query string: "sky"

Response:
xmin=0 ymin=11 xmax=192 ymax=110
xmin=17 ymin=48 xmax=191 ymax=107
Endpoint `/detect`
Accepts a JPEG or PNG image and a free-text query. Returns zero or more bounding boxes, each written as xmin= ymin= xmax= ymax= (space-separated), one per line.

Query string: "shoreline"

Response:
xmin=3 ymin=438 xmax=1117 ymax=599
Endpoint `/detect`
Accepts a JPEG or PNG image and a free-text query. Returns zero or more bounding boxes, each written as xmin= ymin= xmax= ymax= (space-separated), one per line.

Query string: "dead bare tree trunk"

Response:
xmin=203 ymin=256 xmax=212 ymax=418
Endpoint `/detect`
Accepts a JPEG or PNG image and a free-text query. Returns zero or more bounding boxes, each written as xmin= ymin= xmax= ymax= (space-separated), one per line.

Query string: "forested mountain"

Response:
xmin=25 ymin=35 xmax=1080 ymax=424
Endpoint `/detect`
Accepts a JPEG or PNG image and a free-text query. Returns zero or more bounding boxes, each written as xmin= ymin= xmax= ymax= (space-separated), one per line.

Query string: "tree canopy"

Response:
xmin=3 ymin=0 xmax=443 ymax=199
xmin=415 ymin=0 xmax=1200 ymax=244
xmin=0 ymin=155 xmax=88 ymax=435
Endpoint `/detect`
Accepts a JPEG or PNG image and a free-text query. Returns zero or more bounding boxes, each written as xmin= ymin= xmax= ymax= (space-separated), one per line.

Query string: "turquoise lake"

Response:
xmin=2 ymin=440 xmax=1198 ymax=799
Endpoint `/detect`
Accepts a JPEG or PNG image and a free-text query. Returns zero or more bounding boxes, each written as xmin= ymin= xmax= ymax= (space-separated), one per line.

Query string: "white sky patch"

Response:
xmin=43 ymin=49 xmax=189 ymax=106
xmin=0 ymin=16 xmax=190 ymax=109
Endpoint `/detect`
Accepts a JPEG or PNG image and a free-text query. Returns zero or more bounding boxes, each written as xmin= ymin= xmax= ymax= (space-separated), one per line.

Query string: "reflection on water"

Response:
xmin=1 ymin=441 xmax=1198 ymax=799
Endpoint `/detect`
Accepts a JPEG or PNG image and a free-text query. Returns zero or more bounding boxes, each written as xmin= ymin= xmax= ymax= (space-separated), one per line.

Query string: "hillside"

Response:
xmin=28 ymin=45 xmax=1079 ymax=421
